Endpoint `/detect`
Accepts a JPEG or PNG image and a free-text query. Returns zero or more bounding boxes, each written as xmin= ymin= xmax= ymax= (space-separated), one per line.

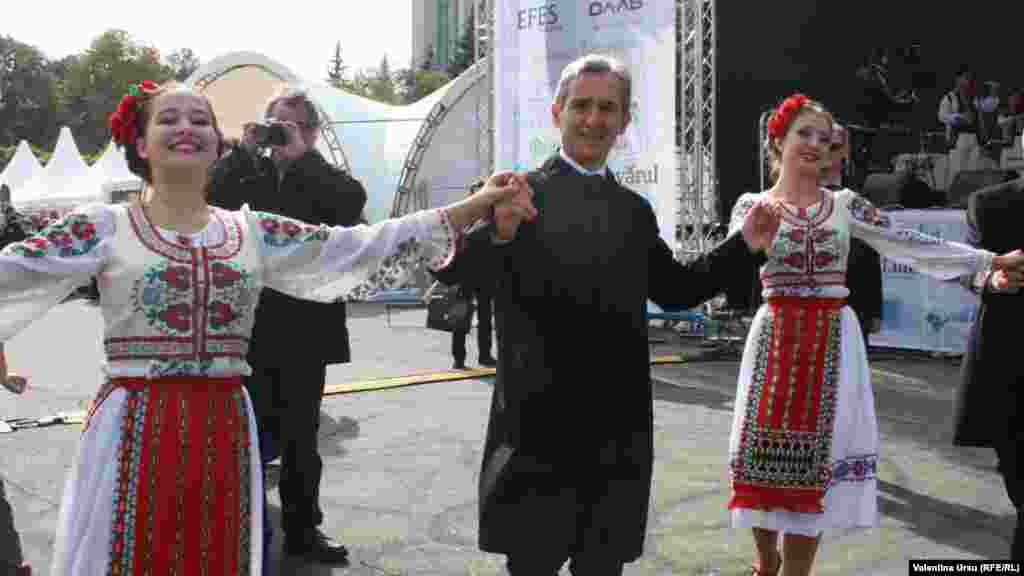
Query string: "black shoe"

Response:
xmin=284 ymin=529 xmax=350 ymax=564
xmin=453 ymin=360 xmax=466 ymax=370
xmin=478 ymin=356 xmax=497 ymax=367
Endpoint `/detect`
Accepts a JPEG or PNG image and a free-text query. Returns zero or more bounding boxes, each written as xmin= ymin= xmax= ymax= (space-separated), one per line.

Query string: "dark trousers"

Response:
xmin=452 ymin=291 xmax=493 ymax=364
xmin=859 ymin=318 xmax=873 ymax=352
xmin=506 ymin=553 xmax=624 ymax=576
xmin=995 ymin=440 xmax=1023 ymax=560
xmin=245 ymin=361 xmax=328 ymax=537
xmin=0 ymin=479 xmax=24 ymax=572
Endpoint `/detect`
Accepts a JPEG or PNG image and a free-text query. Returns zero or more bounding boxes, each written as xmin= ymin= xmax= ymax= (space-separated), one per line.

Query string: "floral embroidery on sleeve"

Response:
xmin=4 ymin=212 xmax=101 ymax=258
xmin=254 ymin=212 xmax=329 ymax=247
xmin=848 ymin=194 xmax=891 ymax=228
xmin=729 ymin=195 xmax=758 ymax=233
xmin=344 ymin=237 xmax=422 ymax=301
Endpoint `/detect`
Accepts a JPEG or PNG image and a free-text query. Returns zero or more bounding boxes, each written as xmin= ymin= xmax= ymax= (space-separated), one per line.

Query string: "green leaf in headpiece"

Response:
xmin=128 ymin=84 xmax=141 ymax=98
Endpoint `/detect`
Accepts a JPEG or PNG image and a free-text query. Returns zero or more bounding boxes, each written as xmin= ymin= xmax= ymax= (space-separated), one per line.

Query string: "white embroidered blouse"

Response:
xmin=729 ymin=188 xmax=995 ymax=299
xmin=0 ymin=202 xmax=457 ymax=378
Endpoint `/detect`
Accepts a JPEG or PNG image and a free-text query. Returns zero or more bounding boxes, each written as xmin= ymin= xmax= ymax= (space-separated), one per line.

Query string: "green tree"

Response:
xmin=396 ymin=68 xmax=449 ymax=104
xmin=326 ymin=42 xmax=348 ymax=89
xmin=59 ymin=29 xmax=173 ymax=155
xmin=367 ymin=55 xmax=398 ymax=104
xmin=166 ymin=48 xmax=201 ymax=82
xmin=447 ymin=4 xmax=480 ymax=77
xmin=0 ymin=36 xmax=61 ymax=150
xmin=420 ymin=45 xmax=435 ymax=72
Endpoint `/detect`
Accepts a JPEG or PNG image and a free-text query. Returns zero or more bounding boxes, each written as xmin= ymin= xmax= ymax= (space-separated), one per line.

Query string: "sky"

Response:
xmin=3 ymin=0 xmax=413 ymax=84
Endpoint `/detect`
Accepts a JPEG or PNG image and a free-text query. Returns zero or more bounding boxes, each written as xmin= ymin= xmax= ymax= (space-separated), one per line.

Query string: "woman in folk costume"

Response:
xmin=727 ymin=94 xmax=1024 ymax=576
xmin=0 ymin=81 xmax=530 ymax=576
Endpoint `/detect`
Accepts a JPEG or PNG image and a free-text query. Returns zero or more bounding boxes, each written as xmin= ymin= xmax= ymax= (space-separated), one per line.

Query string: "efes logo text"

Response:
xmin=589 ymin=0 xmax=643 ymax=17
xmin=517 ymin=3 xmax=559 ymax=30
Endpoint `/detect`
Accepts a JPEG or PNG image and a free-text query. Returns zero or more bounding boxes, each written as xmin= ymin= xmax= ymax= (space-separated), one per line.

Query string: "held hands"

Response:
xmin=0 ymin=349 xmax=27 ymax=395
xmin=741 ymin=198 xmax=782 ymax=253
xmin=990 ymin=268 xmax=1024 ymax=291
xmin=446 ymin=172 xmax=537 ymax=234
xmin=990 ymin=250 xmax=1024 ymax=290
xmin=492 ymin=173 xmax=536 ymax=242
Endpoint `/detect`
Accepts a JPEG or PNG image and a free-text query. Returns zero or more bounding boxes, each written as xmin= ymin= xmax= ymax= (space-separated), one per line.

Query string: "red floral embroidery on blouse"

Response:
xmin=260 ymin=218 xmax=281 ymax=234
xmin=282 ymin=221 xmax=301 ymax=236
xmin=210 ymin=262 xmax=242 ymax=288
xmin=814 ymin=252 xmax=836 ymax=268
xmin=158 ymin=266 xmax=191 ymax=291
xmin=71 ymin=220 xmax=97 ymax=241
xmin=209 ymin=301 xmax=238 ymax=328
xmin=46 ymin=230 xmax=73 ymax=249
xmin=158 ymin=303 xmax=192 ymax=332
xmin=783 ymin=253 xmax=806 ymax=269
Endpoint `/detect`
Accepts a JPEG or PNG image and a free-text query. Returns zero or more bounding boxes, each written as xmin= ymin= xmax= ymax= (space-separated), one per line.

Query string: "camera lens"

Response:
xmin=249 ymin=122 xmax=288 ymax=147
xmin=267 ymin=124 xmax=288 ymax=147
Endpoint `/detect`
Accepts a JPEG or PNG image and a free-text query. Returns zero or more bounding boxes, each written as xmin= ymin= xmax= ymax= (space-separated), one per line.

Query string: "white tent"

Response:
xmin=92 ymin=141 xmax=142 ymax=200
xmin=0 ymin=140 xmax=43 ymax=193
xmin=13 ymin=126 xmax=107 ymax=210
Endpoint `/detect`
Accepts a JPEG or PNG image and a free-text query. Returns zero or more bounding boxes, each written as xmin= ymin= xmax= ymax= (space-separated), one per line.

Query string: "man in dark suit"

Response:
xmin=957 ymin=177 xmax=1024 ymax=560
xmin=847 ymin=237 xmax=883 ymax=349
xmin=206 ymin=86 xmax=366 ymax=564
xmin=433 ymin=54 xmax=779 ymax=575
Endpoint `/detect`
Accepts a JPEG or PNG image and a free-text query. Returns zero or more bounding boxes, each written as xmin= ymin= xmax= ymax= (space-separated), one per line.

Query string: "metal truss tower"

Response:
xmin=474 ymin=0 xmax=494 ymax=177
xmin=676 ymin=0 xmax=717 ymax=260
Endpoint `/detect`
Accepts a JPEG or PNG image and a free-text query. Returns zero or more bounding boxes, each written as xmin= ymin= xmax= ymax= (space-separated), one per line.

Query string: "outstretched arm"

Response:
xmin=648 ymin=201 xmax=773 ymax=311
xmin=844 ymin=190 xmax=1021 ymax=282
xmin=0 ymin=204 xmax=110 ymax=342
xmin=0 ymin=345 xmax=26 ymax=394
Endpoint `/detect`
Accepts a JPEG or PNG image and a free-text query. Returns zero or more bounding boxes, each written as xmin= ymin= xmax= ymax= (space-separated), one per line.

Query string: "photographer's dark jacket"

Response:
xmin=207 ymin=143 xmax=367 ymax=365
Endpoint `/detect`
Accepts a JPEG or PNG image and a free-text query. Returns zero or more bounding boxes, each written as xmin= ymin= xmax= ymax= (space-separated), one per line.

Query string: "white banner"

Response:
xmin=494 ymin=0 xmax=678 ymax=246
xmin=870 ymin=209 xmax=979 ymax=354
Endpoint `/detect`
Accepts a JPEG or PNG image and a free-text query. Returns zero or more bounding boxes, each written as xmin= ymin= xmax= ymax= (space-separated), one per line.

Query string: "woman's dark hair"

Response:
xmin=122 ymin=82 xmax=225 ymax=184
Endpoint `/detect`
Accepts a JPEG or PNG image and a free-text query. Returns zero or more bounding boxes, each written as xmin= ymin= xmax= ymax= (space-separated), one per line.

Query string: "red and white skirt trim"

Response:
xmin=728 ymin=298 xmax=878 ymax=536
xmin=51 ymin=375 xmax=264 ymax=575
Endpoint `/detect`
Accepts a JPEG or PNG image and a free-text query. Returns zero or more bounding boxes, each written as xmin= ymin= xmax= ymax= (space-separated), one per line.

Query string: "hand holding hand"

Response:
xmin=493 ymin=173 xmax=537 ymax=242
xmin=446 ymin=171 xmax=537 ymax=233
xmin=992 ymin=249 xmax=1024 ymax=274
xmin=991 ymin=268 xmax=1024 ymax=291
xmin=741 ymin=198 xmax=782 ymax=253
xmin=0 ymin=350 xmax=27 ymax=395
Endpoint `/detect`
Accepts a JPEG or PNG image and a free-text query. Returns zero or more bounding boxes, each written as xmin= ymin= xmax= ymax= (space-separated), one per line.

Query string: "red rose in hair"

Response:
xmin=767 ymin=94 xmax=810 ymax=140
xmin=108 ymin=80 xmax=160 ymax=147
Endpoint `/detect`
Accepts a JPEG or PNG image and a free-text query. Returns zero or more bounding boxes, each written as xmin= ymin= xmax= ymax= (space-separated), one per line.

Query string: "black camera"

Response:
xmin=248 ymin=121 xmax=288 ymax=147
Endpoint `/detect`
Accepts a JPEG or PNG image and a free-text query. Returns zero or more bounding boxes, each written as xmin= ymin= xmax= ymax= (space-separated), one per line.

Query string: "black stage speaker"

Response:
xmin=946 ymin=169 xmax=1018 ymax=208
xmin=861 ymin=172 xmax=941 ymax=209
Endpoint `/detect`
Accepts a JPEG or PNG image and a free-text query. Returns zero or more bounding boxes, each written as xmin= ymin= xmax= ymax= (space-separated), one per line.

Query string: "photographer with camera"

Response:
xmin=207 ymin=85 xmax=366 ymax=565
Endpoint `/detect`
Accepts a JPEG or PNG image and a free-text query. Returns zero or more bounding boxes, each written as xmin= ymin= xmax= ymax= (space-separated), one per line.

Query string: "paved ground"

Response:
xmin=1 ymin=302 xmax=1014 ymax=575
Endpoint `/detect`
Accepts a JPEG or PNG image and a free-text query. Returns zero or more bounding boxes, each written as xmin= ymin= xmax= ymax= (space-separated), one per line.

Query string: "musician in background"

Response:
xmin=999 ymin=90 xmax=1024 ymax=144
xmin=939 ymin=66 xmax=984 ymax=180
xmin=852 ymin=48 xmax=916 ymax=185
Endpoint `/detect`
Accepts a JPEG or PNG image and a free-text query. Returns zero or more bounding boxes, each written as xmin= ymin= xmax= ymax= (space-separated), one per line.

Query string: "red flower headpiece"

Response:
xmin=109 ymin=80 xmax=160 ymax=148
xmin=766 ymin=94 xmax=810 ymax=140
